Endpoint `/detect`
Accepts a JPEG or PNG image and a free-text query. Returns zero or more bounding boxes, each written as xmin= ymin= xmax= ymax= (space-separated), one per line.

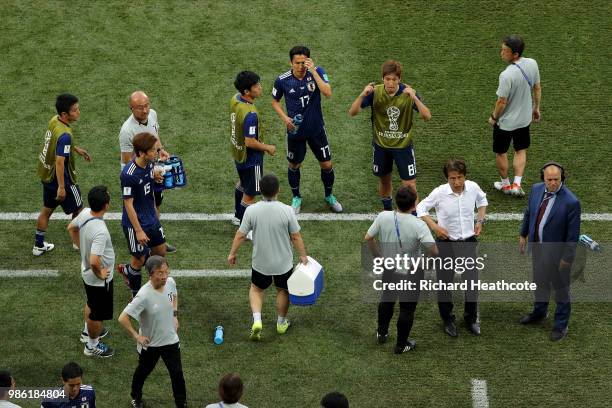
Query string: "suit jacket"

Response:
xmin=520 ymin=182 xmax=581 ymax=263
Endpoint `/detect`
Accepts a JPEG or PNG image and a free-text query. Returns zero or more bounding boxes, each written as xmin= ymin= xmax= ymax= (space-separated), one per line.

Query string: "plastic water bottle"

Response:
xmin=579 ymin=234 xmax=601 ymax=251
xmin=214 ymin=326 xmax=224 ymax=345
xmin=289 ymin=114 xmax=303 ymax=136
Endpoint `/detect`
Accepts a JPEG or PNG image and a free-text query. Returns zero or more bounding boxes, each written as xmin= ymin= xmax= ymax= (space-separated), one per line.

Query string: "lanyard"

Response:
xmin=512 ymin=63 xmax=533 ymax=88
xmin=79 ymin=216 xmax=104 ymax=230
xmin=393 ymin=211 xmax=403 ymax=249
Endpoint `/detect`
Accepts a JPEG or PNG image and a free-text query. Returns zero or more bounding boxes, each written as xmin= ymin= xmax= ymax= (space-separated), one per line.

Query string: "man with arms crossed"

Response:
xmin=228 ymin=174 xmax=308 ymax=340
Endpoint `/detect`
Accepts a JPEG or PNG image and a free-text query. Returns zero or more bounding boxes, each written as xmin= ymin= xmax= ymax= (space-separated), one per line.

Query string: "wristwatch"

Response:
xmin=476 ymin=219 xmax=486 ymax=225
xmin=173 ymin=310 xmax=178 ymax=317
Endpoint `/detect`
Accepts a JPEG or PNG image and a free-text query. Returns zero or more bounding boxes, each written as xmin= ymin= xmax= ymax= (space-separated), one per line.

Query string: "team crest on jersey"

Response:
xmin=307 ymin=81 xmax=316 ymax=92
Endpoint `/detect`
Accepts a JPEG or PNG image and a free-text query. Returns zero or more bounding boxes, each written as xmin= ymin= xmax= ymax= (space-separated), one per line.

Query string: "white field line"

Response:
xmin=471 ymin=379 xmax=490 ymax=408
xmin=0 ymin=269 xmax=249 ymax=278
xmin=0 ymin=269 xmax=59 ymax=277
xmin=1 ymin=212 xmax=611 ymax=221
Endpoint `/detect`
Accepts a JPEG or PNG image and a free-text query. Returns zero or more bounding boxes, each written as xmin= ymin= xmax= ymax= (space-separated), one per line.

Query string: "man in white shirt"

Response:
xmin=118 ymin=256 xmax=186 ymax=408
xmin=119 ymin=91 xmax=176 ymax=253
xmin=67 ymin=185 xmax=115 ymax=358
xmin=228 ymin=173 xmax=308 ymax=341
xmin=488 ymin=35 xmax=541 ymax=196
xmin=417 ymin=159 xmax=488 ymax=337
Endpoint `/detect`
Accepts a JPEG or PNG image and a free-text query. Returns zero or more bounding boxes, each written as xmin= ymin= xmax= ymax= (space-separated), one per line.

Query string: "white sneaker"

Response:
xmin=72 ymin=243 xmax=79 ymax=250
xmin=231 ymin=217 xmax=241 ymax=226
xmin=84 ymin=341 xmax=114 ymax=358
xmin=510 ymin=183 xmax=525 ymax=197
xmin=493 ymin=181 xmax=513 ymax=194
xmin=33 ymin=242 xmax=54 ymax=256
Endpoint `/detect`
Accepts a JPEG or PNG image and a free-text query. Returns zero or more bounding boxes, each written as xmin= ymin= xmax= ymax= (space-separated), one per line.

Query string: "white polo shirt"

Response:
xmin=416 ymin=180 xmax=488 ymax=241
xmin=119 ymin=109 xmax=160 ymax=156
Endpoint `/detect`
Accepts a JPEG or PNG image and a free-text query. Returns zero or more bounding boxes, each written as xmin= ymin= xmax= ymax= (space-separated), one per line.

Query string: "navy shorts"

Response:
xmin=236 ymin=164 xmax=262 ymax=197
xmin=372 ymin=143 xmax=417 ymax=180
xmin=493 ymin=124 xmax=530 ymax=153
xmin=251 ymin=268 xmax=293 ymax=290
xmin=42 ymin=182 xmax=83 ymax=215
xmin=287 ymin=128 xmax=331 ymax=164
xmin=123 ymin=224 xmax=166 ymax=258
xmin=84 ymin=280 xmax=114 ymax=321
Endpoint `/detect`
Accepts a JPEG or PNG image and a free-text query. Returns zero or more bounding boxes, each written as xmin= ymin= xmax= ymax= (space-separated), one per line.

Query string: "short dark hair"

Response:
xmin=218 ymin=372 xmax=244 ymax=404
xmin=145 ymin=255 xmax=168 ymax=276
xmin=260 ymin=173 xmax=280 ymax=198
xmin=56 ymin=94 xmax=79 ymax=116
xmin=132 ymin=132 xmax=157 ymax=157
xmin=395 ymin=185 xmax=417 ymax=212
xmin=61 ymin=362 xmax=83 ymax=382
xmin=0 ymin=370 xmax=12 ymax=388
xmin=443 ymin=158 xmax=467 ymax=178
xmin=502 ymin=35 xmax=525 ymax=57
xmin=381 ymin=59 xmax=402 ymax=79
xmin=290 ymin=45 xmax=310 ymax=61
xmin=88 ymin=185 xmax=110 ymax=212
xmin=321 ymin=391 xmax=349 ymax=408
xmin=234 ymin=71 xmax=261 ymax=95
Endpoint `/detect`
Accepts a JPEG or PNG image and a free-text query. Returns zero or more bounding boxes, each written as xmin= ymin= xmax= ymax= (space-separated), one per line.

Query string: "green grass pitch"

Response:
xmin=0 ymin=1 xmax=610 ymax=407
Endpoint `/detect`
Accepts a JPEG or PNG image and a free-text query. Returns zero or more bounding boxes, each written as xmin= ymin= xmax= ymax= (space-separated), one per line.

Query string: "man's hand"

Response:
xmin=402 ymin=84 xmax=417 ymax=99
xmin=136 ymin=229 xmax=150 ymax=245
xmin=283 ymin=115 xmax=296 ymax=131
xmin=362 ymin=82 xmax=375 ymax=97
xmin=56 ymin=186 xmax=66 ymax=201
xmin=434 ymin=225 xmax=449 ymax=240
xmin=300 ymin=255 xmax=309 ymax=265
xmin=99 ymin=267 xmax=110 ymax=280
xmin=135 ymin=334 xmax=150 ymax=347
xmin=474 ymin=223 xmax=483 ymax=236
xmin=153 ymin=167 xmax=164 ymax=184
xmin=304 ymin=58 xmax=316 ymax=73
xmin=532 ymin=109 xmax=541 ymax=123
xmin=266 ymin=145 xmax=277 ymax=156
xmin=159 ymin=149 xmax=170 ymax=161
xmin=228 ymin=253 xmax=237 ymax=266
xmin=519 ymin=236 xmax=527 ymax=254
xmin=75 ymin=147 xmax=92 ymax=162
xmin=488 ymin=116 xmax=497 ymax=127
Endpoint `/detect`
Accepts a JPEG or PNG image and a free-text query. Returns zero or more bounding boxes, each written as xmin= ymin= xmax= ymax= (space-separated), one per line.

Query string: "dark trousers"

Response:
xmin=436 ymin=237 xmax=479 ymax=324
xmin=532 ymin=245 xmax=572 ymax=329
xmin=377 ymin=268 xmax=423 ymax=348
xmin=131 ymin=342 xmax=187 ymax=408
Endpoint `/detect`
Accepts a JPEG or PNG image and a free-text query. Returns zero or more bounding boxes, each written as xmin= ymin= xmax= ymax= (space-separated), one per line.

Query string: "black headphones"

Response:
xmin=540 ymin=161 xmax=566 ymax=182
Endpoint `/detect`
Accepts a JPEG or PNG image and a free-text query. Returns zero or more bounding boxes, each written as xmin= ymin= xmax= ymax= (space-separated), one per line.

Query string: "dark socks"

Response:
xmin=234 ymin=187 xmax=243 ymax=218
xmin=35 ymin=229 xmax=45 ymax=247
xmin=382 ymin=197 xmax=393 ymax=211
xmin=321 ymin=168 xmax=335 ymax=197
xmin=127 ymin=265 xmax=142 ymax=298
xmin=288 ymin=167 xmax=301 ymax=198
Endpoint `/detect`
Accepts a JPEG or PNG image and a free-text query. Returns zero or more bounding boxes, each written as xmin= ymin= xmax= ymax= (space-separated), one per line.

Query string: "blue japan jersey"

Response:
xmin=272 ymin=66 xmax=328 ymax=137
xmin=121 ymin=160 xmax=159 ymax=229
xmin=41 ymin=385 xmax=96 ymax=407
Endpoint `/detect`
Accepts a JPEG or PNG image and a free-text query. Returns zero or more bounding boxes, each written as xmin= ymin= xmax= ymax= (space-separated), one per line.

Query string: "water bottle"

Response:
xmin=214 ymin=326 xmax=224 ymax=345
xmin=579 ymin=234 xmax=601 ymax=251
xmin=289 ymin=114 xmax=303 ymax=136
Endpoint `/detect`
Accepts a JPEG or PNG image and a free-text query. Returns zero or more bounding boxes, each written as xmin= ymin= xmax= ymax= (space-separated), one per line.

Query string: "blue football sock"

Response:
xmin=127 ymin=265 xmax=142 ymax=297
xmin=237 ymin=201 xmax=250 ymax=222
xmin=234 ymin=187 xmax=243 ymax=218
xmin=35 ymin=229 xmax=45 ymax=247
xmin=288 ymin=167 xmax=301 ymax=198
xmin=321 ymin=168 xmax=335 ymax=197
xmin=382 ymin=197 xmax=393 ymax=211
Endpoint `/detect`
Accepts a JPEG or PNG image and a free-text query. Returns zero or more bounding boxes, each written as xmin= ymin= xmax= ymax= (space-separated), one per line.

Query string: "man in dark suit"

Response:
xmin=519 ymin=162 xmax=581 ymax=341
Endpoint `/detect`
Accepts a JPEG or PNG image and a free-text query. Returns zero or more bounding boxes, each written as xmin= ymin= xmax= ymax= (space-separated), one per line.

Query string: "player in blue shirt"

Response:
xmin=271 ymin=45 xmax=342 ymax=214
xmin=41 ymin=362 xmax=95 ymax=408
xmin=117 ymin=132 xmax=167 ymax=298
xmin=231 ymin=71 xmax=276 ymax=226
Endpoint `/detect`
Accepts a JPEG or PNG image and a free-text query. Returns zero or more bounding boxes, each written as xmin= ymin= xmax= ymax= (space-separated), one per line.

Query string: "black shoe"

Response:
xmin=394 ymin=339 xmax=416 ymax=354
xmin=467 ymin=322 xmax=481 ymax=336
xmin=376 ymin=331 xmax=389 ymax=345
xmin=519 ymin=313 xmax=547 ymax=325
xmin=131 ymin=399 xmax=144 ymax=408
xmin=444 ymin=321 xmax=458 ymax=337
xmin=166 ymin=243 xmax=177 ymax=253
xmin=550 ymin=327 xmax=568 ymax=342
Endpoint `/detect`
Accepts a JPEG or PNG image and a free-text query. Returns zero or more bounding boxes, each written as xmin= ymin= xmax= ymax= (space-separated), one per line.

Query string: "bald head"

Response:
xmin=129 ymin=91 xmax=150 ymax=122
